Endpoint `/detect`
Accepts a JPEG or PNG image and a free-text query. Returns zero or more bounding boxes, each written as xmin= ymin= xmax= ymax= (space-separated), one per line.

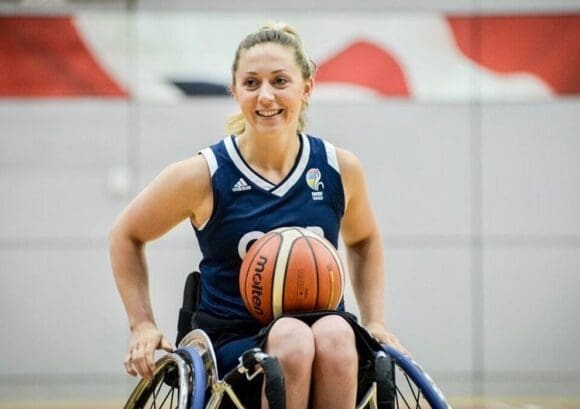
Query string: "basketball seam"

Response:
xmin=305 ymin=233 xmax=344 ymax=305
xmin=272 ymin=226 xmax=297 ymax=234
xmin=301 ymin=234 xmax=320 ymax=311
xmin=283 ymin=240 xmax=294 ymax=315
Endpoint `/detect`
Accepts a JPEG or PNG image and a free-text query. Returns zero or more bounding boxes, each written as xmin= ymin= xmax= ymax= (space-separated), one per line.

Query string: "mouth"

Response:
xmin=256 ymin=109 xmax=284 ymax=118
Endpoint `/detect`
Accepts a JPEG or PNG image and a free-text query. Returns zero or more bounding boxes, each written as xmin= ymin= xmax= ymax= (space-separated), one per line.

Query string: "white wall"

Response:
xmin=1 ymin=98 xmax=579 ymax=400
xmin=2 ymin=0 xmax=580 ymax=12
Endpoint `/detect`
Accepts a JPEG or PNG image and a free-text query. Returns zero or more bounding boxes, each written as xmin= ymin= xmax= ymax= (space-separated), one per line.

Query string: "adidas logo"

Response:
xmin=232 ymin=177 xmax=251 ymax=192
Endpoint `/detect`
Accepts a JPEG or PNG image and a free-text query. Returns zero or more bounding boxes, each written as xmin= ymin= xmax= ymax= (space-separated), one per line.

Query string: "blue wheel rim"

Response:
xmin=382 ymin=345 xmax=451 ymax=409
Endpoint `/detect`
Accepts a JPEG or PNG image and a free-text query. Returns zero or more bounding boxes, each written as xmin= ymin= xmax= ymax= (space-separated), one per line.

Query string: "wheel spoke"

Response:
xmin=158 ymin=384 xmax=175 ymax=408
xmin=396 ymin=384 xmax=412 ymax=409
xmin=404 ymin=372 xmax=420 ymax=403
xmin=392 ymin=367 xmax=433 ymax=409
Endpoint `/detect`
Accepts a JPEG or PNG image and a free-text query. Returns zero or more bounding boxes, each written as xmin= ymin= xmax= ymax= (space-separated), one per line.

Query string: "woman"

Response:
xmin=109 ymin=22 xmax=405 ymax=409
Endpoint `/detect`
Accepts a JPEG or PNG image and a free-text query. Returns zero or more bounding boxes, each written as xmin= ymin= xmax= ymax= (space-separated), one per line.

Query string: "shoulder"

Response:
xmin=110 ymin=153 xmax=213 ymax=241
xmin=152 ymin=153 xmax=212 ymax=208
xmin=160 ymin=154 xmax=210 ymax=186
xmin=335 ymin=147 xmax=364 ymax=186
xmin=335 ymin=147 xmax=362 ymax=171
xmin=331 ymin=147 xmax=368 ymax=212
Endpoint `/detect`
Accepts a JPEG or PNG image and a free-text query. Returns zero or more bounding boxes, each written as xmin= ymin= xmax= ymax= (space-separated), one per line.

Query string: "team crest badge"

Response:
xmin=306 ymin=168 xmax=324 ymax=200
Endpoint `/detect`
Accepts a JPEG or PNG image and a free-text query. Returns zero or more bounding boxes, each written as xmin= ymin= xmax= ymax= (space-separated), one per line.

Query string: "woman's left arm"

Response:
xmin=337 ymin=148 xmax=407 ymax=353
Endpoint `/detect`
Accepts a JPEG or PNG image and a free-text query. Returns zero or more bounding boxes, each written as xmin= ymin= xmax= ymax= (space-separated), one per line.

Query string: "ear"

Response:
xmin=302 ymin=78 xmax=314 ymax=102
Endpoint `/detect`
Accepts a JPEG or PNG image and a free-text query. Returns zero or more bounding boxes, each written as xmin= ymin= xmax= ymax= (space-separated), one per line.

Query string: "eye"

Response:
xmin=274 ymin=77 xmax=289 ymax=86
xmin=243 ymin=78 xmax=258 ymax=89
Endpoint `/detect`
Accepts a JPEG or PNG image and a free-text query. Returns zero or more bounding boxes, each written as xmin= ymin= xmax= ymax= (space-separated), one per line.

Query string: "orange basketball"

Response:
xmin=239 ymin=226 xmax=344 ymax=325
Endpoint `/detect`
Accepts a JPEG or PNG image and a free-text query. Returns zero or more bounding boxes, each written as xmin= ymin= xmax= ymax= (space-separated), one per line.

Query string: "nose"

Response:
xmin=257 ymin=83 xmax=275 ymax=104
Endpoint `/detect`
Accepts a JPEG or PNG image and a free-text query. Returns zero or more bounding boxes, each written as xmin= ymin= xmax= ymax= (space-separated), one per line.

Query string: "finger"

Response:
xmin=370 ymin=330 xmax=389 ymax=344
xmin=160 ymin=336 xmax=175 ymax=353
xmin=133 ymin=345 xmax=153 ymax=380
xmin=390 ymin=337 xmax=412 ymax=357
xmin=144 ymin=342 xmax=157 ymax=377
xmin=124 ymin=352 xmax=138 ymax=377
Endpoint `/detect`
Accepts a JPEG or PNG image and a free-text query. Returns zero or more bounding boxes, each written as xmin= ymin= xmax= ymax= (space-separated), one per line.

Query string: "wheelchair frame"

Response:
xmin=124 ymin=327 xmax=452 ymax=409
xmin=123 ymin=271 xmax=453 ymax=409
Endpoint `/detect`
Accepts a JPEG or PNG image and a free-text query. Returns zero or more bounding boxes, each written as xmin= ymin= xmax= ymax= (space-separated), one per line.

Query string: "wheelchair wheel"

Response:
xmin=382 ymin=346 xmax=451 ymax=409
xmin=124 ymin=352 xmax=190 ymax=409
xmin=124 ymin=347 xmax=207 ymax=409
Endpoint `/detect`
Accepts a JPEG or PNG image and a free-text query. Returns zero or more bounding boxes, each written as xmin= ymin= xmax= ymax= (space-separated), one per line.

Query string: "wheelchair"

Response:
xmin=124 ymin=272 xmax=452 ymax=409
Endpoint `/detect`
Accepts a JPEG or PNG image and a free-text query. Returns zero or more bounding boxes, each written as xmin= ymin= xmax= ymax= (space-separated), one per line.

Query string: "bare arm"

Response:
xmin=338 ymin=148 xmax=407 ymax=352
xmin=109 ymin=154 xmax=212 ymax=378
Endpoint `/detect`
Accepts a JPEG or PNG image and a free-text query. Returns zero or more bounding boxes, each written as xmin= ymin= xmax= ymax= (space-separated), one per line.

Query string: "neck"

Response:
xmin=237 ymin=128 xmax=301 ymax=178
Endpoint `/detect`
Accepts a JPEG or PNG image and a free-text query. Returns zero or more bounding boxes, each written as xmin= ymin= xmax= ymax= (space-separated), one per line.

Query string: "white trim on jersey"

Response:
xmin=224 ymin=136 xmax=276 ymax=191
xmin=224 ymin=134 xmax=311 ymax=197
xmin=199 ymin=147 xmax=218 ymax=176
xmin=271 ymin=133 xmax=311 ymax=197
xmin=323 ymin=140 xmax=340 ymax=174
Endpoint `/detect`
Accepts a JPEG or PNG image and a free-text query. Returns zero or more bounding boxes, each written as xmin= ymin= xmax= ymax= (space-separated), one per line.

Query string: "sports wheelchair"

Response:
xmin=124 ymin=272 xmax=452 ymax=409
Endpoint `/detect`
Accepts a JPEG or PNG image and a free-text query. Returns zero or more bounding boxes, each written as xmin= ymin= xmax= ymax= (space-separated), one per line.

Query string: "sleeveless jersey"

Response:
xmin=195 ymin=133 xmax=345 ymax=320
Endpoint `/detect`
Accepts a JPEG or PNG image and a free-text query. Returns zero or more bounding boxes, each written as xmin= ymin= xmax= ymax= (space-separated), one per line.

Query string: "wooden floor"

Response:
xmin=449 ymin=397 xmax=580 ymax=409
xmin=1 ymin=398 xmax=579 ymax=409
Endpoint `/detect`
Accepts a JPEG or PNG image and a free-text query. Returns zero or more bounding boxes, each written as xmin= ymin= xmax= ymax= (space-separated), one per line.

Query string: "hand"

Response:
xmin=365 ymin=321 xmax=411 ymax=356
xmin=124 ymin=322 xmax=174 ymax=379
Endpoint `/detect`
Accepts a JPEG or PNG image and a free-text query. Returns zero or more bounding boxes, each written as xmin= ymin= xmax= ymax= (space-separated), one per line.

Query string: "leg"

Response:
xmin=264 ymin=317 xmax=315 ymax=409
xmin=311 ymin=315 xmax=358 ymax=409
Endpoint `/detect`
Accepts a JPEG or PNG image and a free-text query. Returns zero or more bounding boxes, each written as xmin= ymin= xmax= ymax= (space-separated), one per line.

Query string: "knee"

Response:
xmin=312 ymin=316 xmax=358 ymax=371
xmin=265 ymin=318 xmax=315 ymax=372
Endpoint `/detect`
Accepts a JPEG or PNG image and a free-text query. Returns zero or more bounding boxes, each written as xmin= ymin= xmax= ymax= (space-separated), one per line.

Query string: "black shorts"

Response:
xmin=191 ymin=310 xmax=383 ymax=408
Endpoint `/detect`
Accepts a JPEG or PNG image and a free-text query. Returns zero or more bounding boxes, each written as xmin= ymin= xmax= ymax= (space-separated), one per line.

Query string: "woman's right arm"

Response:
xmin=108 ymin=155 xmax=212 ymax=379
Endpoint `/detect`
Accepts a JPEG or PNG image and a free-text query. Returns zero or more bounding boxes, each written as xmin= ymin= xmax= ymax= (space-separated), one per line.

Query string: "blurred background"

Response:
xmin=1 ymin=0 xmax=579 ymax=408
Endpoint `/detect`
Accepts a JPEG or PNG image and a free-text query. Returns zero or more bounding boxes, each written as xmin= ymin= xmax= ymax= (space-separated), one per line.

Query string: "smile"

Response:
xmin=256 ymin=109 xmax=283 ymax=118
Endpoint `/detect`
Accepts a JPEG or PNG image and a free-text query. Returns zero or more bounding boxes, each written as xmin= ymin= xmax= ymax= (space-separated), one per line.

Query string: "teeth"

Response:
xmin=257 ymin=109 xmax=282 ymax=117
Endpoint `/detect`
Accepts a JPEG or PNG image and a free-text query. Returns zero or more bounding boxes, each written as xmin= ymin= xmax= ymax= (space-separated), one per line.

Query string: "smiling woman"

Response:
xmin=226 ymin=22 xmax=315 ymax=138
xmin=230 ymin=41 xmax=312 ymax=153
xmin=110 ymin=21 xmax=405 ymax=409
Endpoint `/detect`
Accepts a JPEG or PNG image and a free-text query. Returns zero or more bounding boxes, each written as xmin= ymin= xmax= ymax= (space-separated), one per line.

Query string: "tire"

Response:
xmin=123 ymin=352 xmax=192 ymax=409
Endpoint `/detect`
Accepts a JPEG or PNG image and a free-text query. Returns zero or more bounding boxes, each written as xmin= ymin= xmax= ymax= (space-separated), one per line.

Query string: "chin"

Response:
xmin=255 ymin=123 xmax=285 ymax=134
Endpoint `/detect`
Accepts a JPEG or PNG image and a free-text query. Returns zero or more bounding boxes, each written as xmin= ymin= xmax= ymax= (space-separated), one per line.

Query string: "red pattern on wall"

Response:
xmin=448 ymin=14 xmax=580 ymax=94
xmin=315 ymin=40 xmax=410 ymax=97
xmin=0 ymin=16 xmax=127 ymax=97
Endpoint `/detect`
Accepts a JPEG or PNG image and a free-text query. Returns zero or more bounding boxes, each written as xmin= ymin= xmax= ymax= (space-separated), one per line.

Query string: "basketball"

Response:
xmin=239 ymin=226 xmax=344 ymax=325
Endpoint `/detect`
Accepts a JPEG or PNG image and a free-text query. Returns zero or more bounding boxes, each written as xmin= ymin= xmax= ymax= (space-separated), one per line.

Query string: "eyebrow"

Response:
xmin=243 ymin=69 xmax=289 ymax=75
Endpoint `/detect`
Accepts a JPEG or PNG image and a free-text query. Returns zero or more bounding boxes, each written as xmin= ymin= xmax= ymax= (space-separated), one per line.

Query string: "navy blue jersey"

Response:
xmin=195 ymin=133 xmax=345 ymax=320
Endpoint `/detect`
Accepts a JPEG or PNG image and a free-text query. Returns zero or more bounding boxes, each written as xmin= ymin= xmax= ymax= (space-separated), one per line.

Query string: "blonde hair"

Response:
xmin=226 ymin=22 xmax=316 ymax=135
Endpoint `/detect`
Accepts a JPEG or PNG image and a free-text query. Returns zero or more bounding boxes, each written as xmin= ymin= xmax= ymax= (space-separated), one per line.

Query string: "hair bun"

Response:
xmin=260 ymin=21 xmax=298 ymax=38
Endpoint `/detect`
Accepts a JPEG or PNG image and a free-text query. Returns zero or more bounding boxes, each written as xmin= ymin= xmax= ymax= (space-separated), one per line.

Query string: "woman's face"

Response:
xmin=232 ymin=42 xmax=312 ymax=137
